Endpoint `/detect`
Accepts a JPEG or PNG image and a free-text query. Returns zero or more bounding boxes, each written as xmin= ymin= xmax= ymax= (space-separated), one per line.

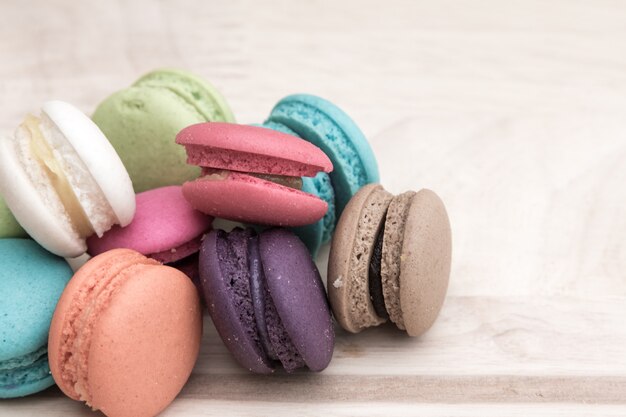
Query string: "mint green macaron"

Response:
xmin=0 ymin=196 xmax=26 ymax=238
xmin=92 ymin=69 xmax=235 ymax=192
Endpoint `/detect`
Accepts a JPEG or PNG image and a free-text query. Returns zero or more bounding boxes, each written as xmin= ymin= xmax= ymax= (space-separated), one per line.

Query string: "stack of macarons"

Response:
xmin=0 ymin=68 xmax=451 ymax=417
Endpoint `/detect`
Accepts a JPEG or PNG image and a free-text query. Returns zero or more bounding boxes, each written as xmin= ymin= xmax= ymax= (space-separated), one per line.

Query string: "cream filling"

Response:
xmin=22 ymin=115 xmax=93 ymax=237
xmin=253 ymin=173 xmax=303 ymax=190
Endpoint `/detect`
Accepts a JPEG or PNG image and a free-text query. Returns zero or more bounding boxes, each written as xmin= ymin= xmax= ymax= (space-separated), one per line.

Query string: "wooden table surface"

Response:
xmin=2 ymin=0 xmax=626 ymax=415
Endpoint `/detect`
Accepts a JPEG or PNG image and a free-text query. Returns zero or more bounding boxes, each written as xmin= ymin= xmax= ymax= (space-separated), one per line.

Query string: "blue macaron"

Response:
xmin=0 ymin=239 xmax=72 ymax=398
xmin=264 ymin=95 xmax=379 ymax=256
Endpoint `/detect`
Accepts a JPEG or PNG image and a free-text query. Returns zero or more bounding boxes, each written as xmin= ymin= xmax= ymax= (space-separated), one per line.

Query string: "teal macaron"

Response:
xmin=92 ymin=68 xmax=235 ymax=193
xmin=263 ymin=95 xmax=379 ymax=256
xmin=0 ymin=239 xmax=72 ymax=398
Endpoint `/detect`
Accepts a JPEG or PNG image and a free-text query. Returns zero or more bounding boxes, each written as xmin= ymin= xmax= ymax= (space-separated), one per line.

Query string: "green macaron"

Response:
xmin=0 ymin=196 xmax=26 ymax=238
xmin=92 ymin=69 xmax=235 ymax=192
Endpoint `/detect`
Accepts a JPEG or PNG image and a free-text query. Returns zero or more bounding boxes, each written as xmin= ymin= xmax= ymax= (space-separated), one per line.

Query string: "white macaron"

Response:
xmin=0 ymin=101 xmax=135 ymax=258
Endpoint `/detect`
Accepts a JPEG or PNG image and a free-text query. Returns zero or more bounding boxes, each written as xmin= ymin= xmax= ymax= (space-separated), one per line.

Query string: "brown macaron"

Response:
xmin=327 ymin=184 xmax=451 ymax=337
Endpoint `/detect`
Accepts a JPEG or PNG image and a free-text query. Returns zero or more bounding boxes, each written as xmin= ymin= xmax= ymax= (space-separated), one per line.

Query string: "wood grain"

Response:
xmin=1 ymin=0 xmax=626 ymax=415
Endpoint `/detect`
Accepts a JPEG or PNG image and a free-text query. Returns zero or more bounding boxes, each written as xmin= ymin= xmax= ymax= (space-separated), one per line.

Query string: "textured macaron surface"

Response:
xmin=381 ymin=191 xmax=416 ymax=329
xmin=134 ymin=69 xmax=236 ymax=123
xmin=327 ymin=184 xmax=392 ymax=333
xmin=0 ymin=239 xmax=72 ymax=398
xmin=199 ymin=228 xmax=334 ymax=373
xmin=200 ymin=228 xmax=274 ymax=373
xmin=93 ymin=87 xmax=205 ymax=192
xmin=258 ymin=229 xmax=334 ymax=371
xmin=183 ymin=172 xmax=329 ymax=227
xmin=176 ymin=122 xmax=333 ymax=177
xmin=87 ymin=186 xmax=212 ymax=260
xmin=92 ymin=69 xmax=235 ymax=193
xmin=327 ymin=185 xmax=452 ymax=337
xmin=48 ymin=249 xmax=202 ymax=417
xmin=178 ymin=123 xmax=333 ymax=227
xmin=399 ymin=189 xmax=452 ymax=337
xmin=268 ymin=94 xmax=379 ymax=216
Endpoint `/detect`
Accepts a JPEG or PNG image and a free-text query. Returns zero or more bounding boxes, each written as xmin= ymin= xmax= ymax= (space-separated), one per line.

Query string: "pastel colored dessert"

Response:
xmin=48 ymin=249 xmax=202 ymax=417
xmin=0 ymin=196 xmax=25 ymax=238
xmin=253 ymin=121 xmax=335 ymax=257
xmin=200 ymin=227 xmax=334 ymax=373
xmin=87 ymin=186 xmax=212 ymax=281
xmin=177 ymin=123 xmax=333 ymax=227
xmin=93 ymin=68 xmax=236 ymax=192
xmin=0 ymin=239 xmax=72 ymax=398
xmin=0 ymin=101 xmax=136 ymax=258
xmin=327 ymin=184 xmax=452 ymax=337
xmin=263 ymin=94 xmax=379 ymax=255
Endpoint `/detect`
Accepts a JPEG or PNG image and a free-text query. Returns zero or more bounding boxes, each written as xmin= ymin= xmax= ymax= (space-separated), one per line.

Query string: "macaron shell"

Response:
xmin=400 ymin=189 xmax=452 ymax=337
xmin=48 ymin=249 xmax=150 ymax=400
xmin=183 ymin=173 xmax=328 ymax=227
xmin=42 ymin=101 xmax=136 ymax=227
xmin=259 ymin=229 xmax=334 ymax=371
xmin=0 ymin=135 xmax=86 ymax=256
xmin=268 ymin=94 xmax=379 ymax=216
xmin=0 ymin=239 xmax=72 ymax=398
xmin=0 ymin=240 xmax=72 ymax=362
xmin=0 ymin=196 xmax=26 ymax=237
xmin=87 ymin=186 xmax=211 ymax=257
xmin=92 ymin=87 xmax=204 ymax=192
xmin=176 ymin=123 xmax=333 ymax=177
xmin=199 ymin=230 xmax=274 ymax=373
xmin=87 ymin=264 xmax=202 ymax=417
xmin=327 ymin=184 xmax=390 ymax=333
xmin=134 ymin=68 xmax=236 ymax=123
xmin=381 ymin=191 xmax=416 ymax=329
xmin=0 ymin=356 xmax=54 ymax=399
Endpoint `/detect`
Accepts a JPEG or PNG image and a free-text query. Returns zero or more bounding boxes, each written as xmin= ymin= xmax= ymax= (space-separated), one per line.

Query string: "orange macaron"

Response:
xmin=48 ymin=249 xmax=202 ymax=417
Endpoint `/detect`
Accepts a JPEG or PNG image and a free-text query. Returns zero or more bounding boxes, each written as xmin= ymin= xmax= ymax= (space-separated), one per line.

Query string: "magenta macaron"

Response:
xmin=87 ymin=186 xmax=212 ymax=277
xmin=176 ymin=122 xmax=333 ymax=227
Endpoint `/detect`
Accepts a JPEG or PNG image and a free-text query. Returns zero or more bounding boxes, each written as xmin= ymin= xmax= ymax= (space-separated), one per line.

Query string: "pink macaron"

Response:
xmin=48 ymin=249 xmax=202 ymax=417
xmin=176 ymin=122 xmax=333 ymax=226
xmin=87 ymin=186 xmax=212 ymax=279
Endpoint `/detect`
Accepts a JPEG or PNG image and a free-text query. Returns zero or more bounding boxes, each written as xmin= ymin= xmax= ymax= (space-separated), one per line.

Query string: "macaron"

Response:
xmin=93 ymin=68 xmax=235 ymax=192
xmin=0 ymin=196 xmax=26 ymax=238
xmin=264 ymin=94 xmax=378 ymax=255
xmin=0 ymin=239 xmax=72 ymax=398
xmin=177 ymin=123 xmax=333 ymax=227
xmin=253 ymin=121 xmax=335 ymax=257
xmin=0 ymin=101 xmax=136 ymax=258
xmin=327 ymin=184 xmax=452 ymax=337
xmin=200 ymin=227 xmax=334 ymax=373
xmin=48 ymin=249 xmax=202 ymax=417
xmin=87 ymin=185 xmax=212 ymax=281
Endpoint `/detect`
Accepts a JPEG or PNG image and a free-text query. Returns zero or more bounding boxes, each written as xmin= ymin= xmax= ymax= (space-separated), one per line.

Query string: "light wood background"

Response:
xmin=2 ymin=0 xmax=626 ymax=415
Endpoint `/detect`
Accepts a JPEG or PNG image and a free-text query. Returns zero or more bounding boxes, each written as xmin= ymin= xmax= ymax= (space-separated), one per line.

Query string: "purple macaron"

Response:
xmin=199 ymin=227 xmax=334 ymax=373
